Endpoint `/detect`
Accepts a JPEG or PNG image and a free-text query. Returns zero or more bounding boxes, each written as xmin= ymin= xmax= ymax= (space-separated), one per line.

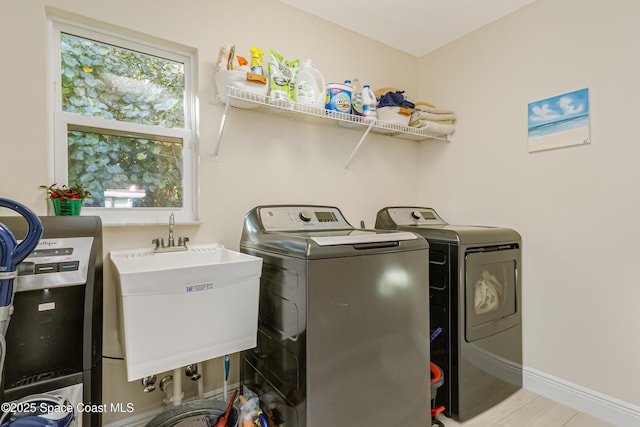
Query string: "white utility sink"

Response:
xmin=110 ymin=244 xmax=262 ymax=381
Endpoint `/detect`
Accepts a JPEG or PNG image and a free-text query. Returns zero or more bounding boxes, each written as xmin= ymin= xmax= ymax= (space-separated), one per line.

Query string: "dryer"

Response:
xmin=240 ymin=205 xmax=430 ymax=427
xmin=375 ymin=207 xmax=522 ymax=421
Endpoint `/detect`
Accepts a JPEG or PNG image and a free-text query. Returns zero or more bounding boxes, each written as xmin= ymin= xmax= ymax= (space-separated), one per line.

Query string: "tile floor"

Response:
xmin=434 ymin=388 xmax=615 ymax=427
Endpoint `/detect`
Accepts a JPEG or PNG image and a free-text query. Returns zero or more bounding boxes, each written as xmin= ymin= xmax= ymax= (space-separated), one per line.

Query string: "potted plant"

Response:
xmin=41 ymin=183 xmax=91 ymax=216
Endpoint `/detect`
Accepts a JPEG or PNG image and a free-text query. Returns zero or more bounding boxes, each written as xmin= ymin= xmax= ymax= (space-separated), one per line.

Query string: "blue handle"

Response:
xmin=0 ymin=199 xmax=43 ymax=306
xmin=257 ymin=412 xmax=269 ymax=427
xmin=0 ymin=199 xmax=43 ymax=265
xmin=430 ymin=327 xmax=443 ymax=343
xmin=224 ymin=354 xmax=230 ymax=381
xmin=0 ymin=224 xmax=17 ymax=275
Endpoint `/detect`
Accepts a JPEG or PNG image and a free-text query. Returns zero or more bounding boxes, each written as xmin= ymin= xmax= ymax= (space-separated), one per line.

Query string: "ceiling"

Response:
xmin=280 ymin=0 xmax=537 ymax=57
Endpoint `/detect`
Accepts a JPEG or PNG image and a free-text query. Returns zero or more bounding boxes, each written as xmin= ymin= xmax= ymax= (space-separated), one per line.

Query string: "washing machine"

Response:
xmin=375 ymin=207 xmax=522 ymax=422
xmin=239 ymin=205 xmax=430 ymax=427
xmin=0 ymin=215 xmax=103 ymax=427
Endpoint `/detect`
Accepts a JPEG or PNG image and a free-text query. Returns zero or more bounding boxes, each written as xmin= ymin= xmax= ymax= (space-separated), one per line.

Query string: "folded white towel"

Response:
xmin=414 ymin=104 xmax=456 ymax=115
xmin=409 ymin=120 xmax=455 ymax=135
xmin=411 ymin=110 xmax=457 ymax=122
xmin=410 ymin=119 xmax=455 ymax=125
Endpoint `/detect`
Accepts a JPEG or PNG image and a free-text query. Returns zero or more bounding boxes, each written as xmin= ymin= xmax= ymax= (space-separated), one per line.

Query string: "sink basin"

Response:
xmin=110 ymin=244 xmax=262 ymax=381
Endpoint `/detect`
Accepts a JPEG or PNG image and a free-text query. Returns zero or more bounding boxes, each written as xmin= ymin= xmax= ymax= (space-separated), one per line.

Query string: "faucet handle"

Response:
xmin=178 ymin=236 xmax=190 ymax=247
xmin=141 ymin=375 xmax=157 ymax=392
xmin=152 ymin=237 xmax=165 ymax=249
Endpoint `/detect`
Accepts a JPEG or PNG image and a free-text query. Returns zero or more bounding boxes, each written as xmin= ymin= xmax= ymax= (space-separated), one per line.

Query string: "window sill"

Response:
xmin=101 ymin=219 xmax=203 ymax=227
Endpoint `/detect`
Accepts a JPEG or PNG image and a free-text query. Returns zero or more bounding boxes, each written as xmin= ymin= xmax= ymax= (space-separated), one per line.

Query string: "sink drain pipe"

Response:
xmin=197 ymin=362 xmax=204 ymax=398
xmin=160 ymin=369 xmax=184 ymax=406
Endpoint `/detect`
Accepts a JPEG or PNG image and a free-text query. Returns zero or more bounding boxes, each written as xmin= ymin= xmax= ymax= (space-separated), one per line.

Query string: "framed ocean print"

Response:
xmin=528 ymin=88 xmax=590 ymax=153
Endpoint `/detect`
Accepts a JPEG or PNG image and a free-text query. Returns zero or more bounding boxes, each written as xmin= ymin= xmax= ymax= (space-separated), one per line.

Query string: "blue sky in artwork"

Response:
xmin=528 ymin=88 xmax=589 ymax=128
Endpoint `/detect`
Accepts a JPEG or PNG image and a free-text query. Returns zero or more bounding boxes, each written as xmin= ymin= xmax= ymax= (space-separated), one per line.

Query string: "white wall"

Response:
xmin=0 ymin=0 xmax=423 ymax=423
xmin=5 ymin=0 xmax=640 ymax=423
xmin=418 ymin=0 xmax=640 ymax=408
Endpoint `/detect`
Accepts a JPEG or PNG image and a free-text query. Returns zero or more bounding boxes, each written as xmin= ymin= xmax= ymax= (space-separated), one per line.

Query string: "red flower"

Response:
xmin=41 ymin=183 xmax=90 ymax=201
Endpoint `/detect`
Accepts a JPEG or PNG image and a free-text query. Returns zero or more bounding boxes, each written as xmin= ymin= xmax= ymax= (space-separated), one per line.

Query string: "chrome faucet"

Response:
xmin=152 ymin=214 xmax=189 ymax=252
xmin=168 ymin=213 xmax=175 ymax=247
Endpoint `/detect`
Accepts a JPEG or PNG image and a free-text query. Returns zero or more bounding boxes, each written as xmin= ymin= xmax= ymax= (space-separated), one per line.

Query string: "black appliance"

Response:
xmin=376 ymin=207 xmax=522 ymax=421
xmin=240 ymin=205 xmax=431 ymax=427
xmin=0 ymin=216 xmax=103 ymax=427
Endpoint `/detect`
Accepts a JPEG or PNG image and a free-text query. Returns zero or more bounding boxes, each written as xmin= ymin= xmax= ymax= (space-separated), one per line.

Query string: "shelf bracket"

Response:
xmin=343 ymin=121 xmax=375 ymax=172
xmin=213 ymin=97 xmax=232 ymax=161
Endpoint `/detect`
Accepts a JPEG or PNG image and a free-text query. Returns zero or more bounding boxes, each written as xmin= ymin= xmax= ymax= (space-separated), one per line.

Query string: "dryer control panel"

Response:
xmin=258 ymin=205 xmax=352 ymax=231
xmin=379 ymin=207 xmax=447 ymax=226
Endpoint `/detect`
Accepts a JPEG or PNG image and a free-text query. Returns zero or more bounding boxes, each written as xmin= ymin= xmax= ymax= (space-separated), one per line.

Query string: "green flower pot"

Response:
xmin=52 ymin=198 xmax=83 ymax=216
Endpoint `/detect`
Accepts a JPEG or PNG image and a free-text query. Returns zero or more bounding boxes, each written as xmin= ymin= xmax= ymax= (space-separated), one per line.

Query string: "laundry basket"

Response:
xmin=215 ymin=70 xmax=268 ymax=109
xmin=430 ymin=362 xmax=446 ymax=427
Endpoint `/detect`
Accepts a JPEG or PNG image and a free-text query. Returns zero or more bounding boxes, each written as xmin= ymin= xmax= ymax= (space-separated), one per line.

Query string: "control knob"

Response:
xmin=411 ymin=210 xmax=422 ymax=220
xmin=299 ymin=210 xmax=313 ymax=222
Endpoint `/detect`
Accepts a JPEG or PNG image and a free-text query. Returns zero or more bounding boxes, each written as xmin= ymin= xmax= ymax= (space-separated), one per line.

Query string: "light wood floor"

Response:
xmin=434 ymin=388 xmax=615 ymax=427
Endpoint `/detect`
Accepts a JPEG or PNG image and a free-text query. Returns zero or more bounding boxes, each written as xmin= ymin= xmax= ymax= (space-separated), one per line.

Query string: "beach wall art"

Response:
xmin=528 ymin=88 xmax=590 ymax=153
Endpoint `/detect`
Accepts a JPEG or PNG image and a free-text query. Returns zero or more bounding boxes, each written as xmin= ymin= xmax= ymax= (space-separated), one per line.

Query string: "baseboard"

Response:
xmin=524 ymin=366 xmax=640 ymax=427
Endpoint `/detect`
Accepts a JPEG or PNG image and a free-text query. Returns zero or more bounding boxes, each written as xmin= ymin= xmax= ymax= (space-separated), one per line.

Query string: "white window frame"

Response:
xmin=48 ymin=15 xmax=198 ymax=225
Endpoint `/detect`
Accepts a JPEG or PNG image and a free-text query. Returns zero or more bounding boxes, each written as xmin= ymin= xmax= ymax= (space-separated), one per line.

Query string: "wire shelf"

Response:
xmin=214 ymin=86 xmax=452 ymax=170
xmin=224 ymin=87 xmax=451 ymax=142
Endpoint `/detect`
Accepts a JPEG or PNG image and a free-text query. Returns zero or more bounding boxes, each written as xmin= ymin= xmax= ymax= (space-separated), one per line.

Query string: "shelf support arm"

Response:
xmin=343 ymin=122 xmax=375 ymax=172
xmin=213 ymin=96 xmax=232 ymax=161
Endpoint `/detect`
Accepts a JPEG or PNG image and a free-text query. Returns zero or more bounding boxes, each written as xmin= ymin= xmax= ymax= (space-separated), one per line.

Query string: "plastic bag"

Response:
xmin=268 ymin=49 xmax=299 ymax=101
xmin=240 ymin=386 xmax=260 ymax=425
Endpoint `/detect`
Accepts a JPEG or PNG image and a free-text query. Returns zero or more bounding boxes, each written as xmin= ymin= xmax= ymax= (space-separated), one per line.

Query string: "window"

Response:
xmin=49 ymin=16 xmax=197 ymax=224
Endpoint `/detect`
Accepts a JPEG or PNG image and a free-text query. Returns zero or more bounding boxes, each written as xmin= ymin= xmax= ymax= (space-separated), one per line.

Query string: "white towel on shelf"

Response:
xmin=409 ymin=120 xmax=456 ymax=136
xmin=414 ymin=104 xmax=456 ymax=115
xmin=411 ymin=109 xmax=457 ymax=122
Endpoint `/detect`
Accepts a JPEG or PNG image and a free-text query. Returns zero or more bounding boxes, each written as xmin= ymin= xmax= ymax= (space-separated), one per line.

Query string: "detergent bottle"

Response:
xmin=351 ymin=77 xmax=363 ymax=116
xmin=362 ymin=84 xmax=377 ymax=122
xmin=294 ymin=58 xmax=326 ymax=109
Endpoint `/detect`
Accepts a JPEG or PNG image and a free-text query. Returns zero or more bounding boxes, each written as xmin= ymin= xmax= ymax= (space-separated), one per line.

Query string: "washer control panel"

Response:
xmin=259 ymin=206 xmax=351 ymax=231
xmin=382 ymin=207 xmax=447 ymax=226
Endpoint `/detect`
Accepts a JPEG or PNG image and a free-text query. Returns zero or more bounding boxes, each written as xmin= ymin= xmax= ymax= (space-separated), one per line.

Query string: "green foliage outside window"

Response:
xmin=67 ymin=130 xmax=183 ymax=208
xmin=60 ymin=33 xmax=186 ymax=208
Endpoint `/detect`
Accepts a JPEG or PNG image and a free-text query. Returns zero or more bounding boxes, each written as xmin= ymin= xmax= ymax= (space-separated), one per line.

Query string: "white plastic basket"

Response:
xmin=215 ymin=70 xmax=268 ymax=109
xmin=377 ymin=106 xmax=411 ymax=126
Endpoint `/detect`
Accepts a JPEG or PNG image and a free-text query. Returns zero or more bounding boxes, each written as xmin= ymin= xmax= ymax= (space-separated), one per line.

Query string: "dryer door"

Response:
xmin=464 ymin=247 xmax=520 ymax=342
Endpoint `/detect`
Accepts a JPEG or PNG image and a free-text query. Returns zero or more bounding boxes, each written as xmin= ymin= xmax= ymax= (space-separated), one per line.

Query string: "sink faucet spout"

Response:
xmin=168 ymin=213 xmax=175 ymax=247
xmin=153 ymin=213 xmax=188 ymax=252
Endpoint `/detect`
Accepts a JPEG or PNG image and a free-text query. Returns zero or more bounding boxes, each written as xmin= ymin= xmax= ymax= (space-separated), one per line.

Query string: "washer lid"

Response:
xmin=310 ymin=230 xmax=418 ymax=246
